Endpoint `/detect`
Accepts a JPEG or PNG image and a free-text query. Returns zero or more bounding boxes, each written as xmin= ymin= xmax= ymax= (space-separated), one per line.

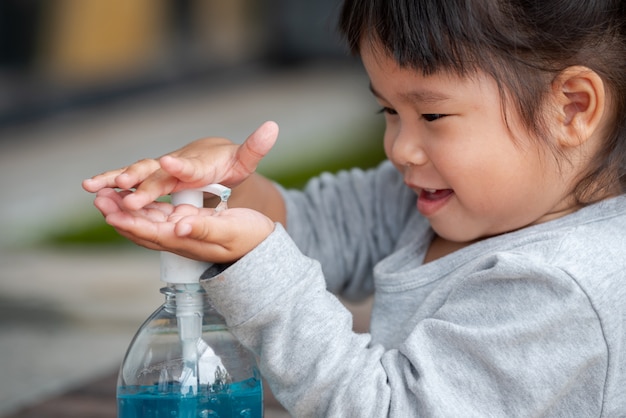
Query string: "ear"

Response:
xmin=552 ymin=66 xmax=606 ymax=148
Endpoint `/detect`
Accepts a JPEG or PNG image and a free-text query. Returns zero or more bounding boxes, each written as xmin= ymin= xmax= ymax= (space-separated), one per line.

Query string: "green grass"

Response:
xmin=46 ymin=121 xmax=386 ymax=246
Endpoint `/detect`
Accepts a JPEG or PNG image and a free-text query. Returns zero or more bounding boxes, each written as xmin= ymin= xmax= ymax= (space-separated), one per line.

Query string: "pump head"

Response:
xmin=160 ymin=184 xmax=231 ymax=284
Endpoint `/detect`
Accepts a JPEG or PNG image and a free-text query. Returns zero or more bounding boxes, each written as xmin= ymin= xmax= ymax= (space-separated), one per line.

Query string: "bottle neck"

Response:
xmin=160 ymin=285 xmax=218 ymax=316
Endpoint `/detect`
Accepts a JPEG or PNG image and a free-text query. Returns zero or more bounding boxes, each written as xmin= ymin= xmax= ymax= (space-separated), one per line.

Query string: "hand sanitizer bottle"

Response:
xmin=116 ymin=185 xmax=263 ymax=418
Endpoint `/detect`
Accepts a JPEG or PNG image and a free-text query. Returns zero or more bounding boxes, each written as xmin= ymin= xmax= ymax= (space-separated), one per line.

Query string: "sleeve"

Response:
xmin=202 ymin=232 xmax=607 ymax=417
xmin=279 ymin=160 xmax=416 ymax=301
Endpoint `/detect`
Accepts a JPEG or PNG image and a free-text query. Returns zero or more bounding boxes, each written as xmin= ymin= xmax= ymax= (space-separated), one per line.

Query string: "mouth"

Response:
xmin=421 ymin=188 xmax=453 ymax=200
xmin=417 ymin=188 xmax=454 ymax=216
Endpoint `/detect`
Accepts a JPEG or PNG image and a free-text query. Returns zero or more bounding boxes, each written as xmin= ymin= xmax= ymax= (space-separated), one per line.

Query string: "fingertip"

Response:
xmin=82 ymin=178 xmax=97 ymax=192
xmin=260 ymin=120 xmax=280 ymax=137
xmin=159 ymin=155 xmax=174 ymax=165
xmin=159 ymin=155 xmax=183 ymax=173
xmin=104 ymin=212 xmax=124 ymax=229
xmin=93 ymin=193 xmax=117 ymax=215
xmin=122 ymin=193 xmax=145 ymax=211
xmin=242 ymin=121 xmax=279 ymax=162
xmin=176 ymin=223 xmax=192 ymax=237
xmin=93 ymin=196 xmax=103 ymax=210
xmin=115 ymin=173 xmax=134 ymax=189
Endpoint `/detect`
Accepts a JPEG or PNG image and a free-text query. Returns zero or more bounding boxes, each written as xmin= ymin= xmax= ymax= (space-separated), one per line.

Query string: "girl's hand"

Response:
xmin=95 ymin=188 xmax=275 ymax=263
xmin=82 ymin=121 xmax=279 ymax=211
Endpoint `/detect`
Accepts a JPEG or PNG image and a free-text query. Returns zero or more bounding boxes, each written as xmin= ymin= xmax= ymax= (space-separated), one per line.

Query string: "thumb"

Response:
xmin=235 ymin=121 xmax=279 ymax=174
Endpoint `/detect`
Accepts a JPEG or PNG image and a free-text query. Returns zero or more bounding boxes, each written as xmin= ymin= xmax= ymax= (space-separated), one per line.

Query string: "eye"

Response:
xmin=377 ymin=107 xmax=398 ymax=116
xmin=422 ymin=114 xmax=446 ymax=122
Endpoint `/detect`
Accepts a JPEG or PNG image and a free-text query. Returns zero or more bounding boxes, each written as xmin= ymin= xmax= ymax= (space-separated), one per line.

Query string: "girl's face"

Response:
xmin=361 ymin=42 xmax=580 ymax=242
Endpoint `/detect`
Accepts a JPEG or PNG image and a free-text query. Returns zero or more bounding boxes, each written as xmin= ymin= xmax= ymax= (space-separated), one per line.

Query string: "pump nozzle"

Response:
xmin=160 ymin=184 xmax=231 ymax=284
xmin=167 ymin=183 xmax=230 ymax=212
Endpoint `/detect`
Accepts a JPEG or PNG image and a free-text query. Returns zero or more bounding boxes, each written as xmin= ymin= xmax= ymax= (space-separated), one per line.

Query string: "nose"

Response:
xmin=387 ymin=126 xmax=428 ymax=167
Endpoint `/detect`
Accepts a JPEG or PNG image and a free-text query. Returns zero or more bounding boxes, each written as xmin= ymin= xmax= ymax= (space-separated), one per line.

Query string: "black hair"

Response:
xmin=339 ymin=0 xmax=626 ymax=203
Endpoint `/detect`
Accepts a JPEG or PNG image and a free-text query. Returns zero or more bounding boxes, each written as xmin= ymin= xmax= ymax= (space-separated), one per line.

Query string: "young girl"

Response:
xmin=84 ymin=0 xmax=626 ymax=415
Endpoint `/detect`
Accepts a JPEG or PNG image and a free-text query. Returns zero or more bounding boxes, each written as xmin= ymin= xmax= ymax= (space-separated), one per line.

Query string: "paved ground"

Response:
xmin=0 ymin=62 xmax=376 ymax=417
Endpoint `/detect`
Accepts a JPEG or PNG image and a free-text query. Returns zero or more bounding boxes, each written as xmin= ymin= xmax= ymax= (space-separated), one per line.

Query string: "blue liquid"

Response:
xmin=117 ymin=378 xmax=263 ymax=418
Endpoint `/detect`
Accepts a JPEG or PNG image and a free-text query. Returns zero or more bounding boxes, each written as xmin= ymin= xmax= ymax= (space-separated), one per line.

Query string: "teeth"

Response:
xmin=424 ymin=188 xmax=437 ymax=193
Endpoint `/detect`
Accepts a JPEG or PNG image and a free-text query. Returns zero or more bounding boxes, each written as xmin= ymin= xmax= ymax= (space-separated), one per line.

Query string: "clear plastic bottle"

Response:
xmin=117 ymin=285 xmax=263 ymax=418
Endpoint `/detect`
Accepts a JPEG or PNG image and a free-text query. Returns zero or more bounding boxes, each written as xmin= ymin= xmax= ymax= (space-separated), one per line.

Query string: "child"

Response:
xmin=83 ymin=0 xmax=626 ymax=415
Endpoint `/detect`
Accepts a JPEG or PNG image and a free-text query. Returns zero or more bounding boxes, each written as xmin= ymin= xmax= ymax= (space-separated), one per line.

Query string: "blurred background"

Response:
xmin=0 ymin=1 xmax=383 ymax=416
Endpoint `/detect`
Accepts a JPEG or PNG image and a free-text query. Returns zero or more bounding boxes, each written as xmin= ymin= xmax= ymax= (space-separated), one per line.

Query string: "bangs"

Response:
xmin=339 ymin=0 xmax=507 ymax=75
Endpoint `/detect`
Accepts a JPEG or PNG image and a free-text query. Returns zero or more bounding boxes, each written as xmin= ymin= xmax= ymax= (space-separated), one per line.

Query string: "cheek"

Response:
xmin=382 ymin=125 xmax=397 ymax=159
xmin=452 ymin=151 xmax=537 ymax=212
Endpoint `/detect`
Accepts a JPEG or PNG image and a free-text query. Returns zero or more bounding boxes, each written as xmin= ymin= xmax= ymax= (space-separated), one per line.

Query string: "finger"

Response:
xmin=172 ymin=205 xmax=218 ymax=236
xmin=97 ymin=189 xmax=170 ymax=222
xmin=114 ymin=159 xmax=161 ymax=189
xmin=113 ymin=227 xmax=165 ymax=251
xmin=105 ymin=210 xmax=170 ymax=246
xmin=159 ymin=155 xmax=217 ymax=188
xmin=122 ymin=169 xmax=179 ymax=211
xmin=82 ymin=168 xmax=127 ymax=192
xmin=173 ymin=218 xmax=233 ymax=262
xmin=93 ymin=188 xmax=127 ymax=217
xmin=94 ymin=188 xmax=147 ymax=219
xmin=83 ymin=158 xmax=162 ymax=193
xmin=93 ymin=190 xmax=182 ymax=251
xmin=144 ymin=201 xmax=178 ymax=218
xmin=174 ymin=214 xmax=216 ymax=239
xmin=96 ymin=187 xmax=133 ymax=200
xmin=109 ymin=212 xmax=214 ymax=257
xmin=173 ymin=209 xmax=274 ymax=263
xmin=234 ymin=121 xmax=279 ymax=174
xmin=94 ymin=195 xmax=121 ymax=218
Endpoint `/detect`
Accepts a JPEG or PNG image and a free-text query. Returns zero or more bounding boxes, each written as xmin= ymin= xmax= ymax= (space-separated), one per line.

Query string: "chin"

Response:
xmin=431 ymin=224 xmax=484 ymax=245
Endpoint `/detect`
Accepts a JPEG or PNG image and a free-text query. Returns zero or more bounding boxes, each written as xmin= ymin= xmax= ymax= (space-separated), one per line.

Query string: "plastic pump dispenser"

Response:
xmin=116 ymin=185 xmax=263 ymax=418
xmin=161 ymin=185 xmax=231 ymax=397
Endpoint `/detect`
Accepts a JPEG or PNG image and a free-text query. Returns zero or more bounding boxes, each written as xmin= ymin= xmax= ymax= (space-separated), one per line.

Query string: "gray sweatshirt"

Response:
xmin=202 ymin=161 xmax=626 ymax=417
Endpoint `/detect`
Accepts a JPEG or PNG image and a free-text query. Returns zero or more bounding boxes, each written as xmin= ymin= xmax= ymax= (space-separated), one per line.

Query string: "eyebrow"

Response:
xmin=369 ymin=83 xmax=452 ymax=105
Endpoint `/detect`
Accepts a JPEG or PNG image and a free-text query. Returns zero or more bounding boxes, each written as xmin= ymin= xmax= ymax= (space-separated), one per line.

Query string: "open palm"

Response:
xmin=94 ymin=188 xmax=275 ymax=263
